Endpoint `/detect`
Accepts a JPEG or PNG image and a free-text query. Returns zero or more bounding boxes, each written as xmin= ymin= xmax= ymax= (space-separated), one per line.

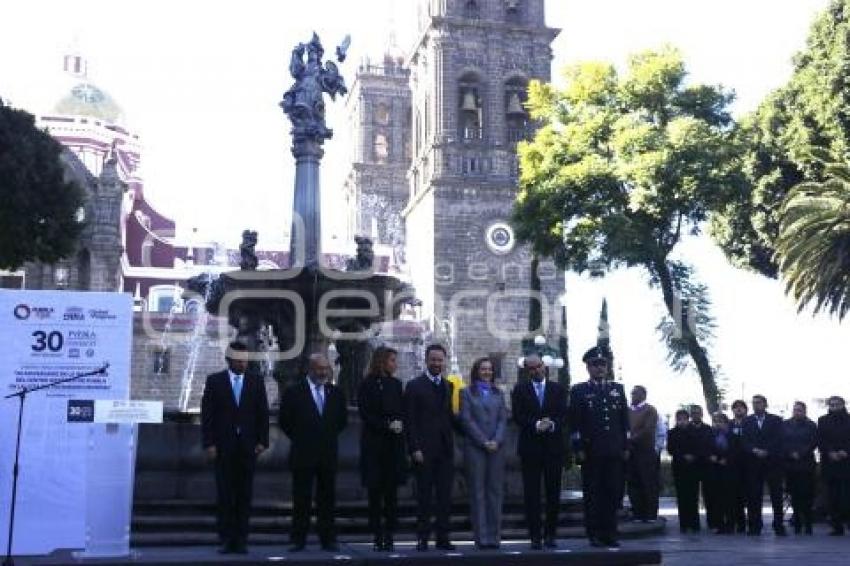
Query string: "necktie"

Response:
xmin=535 ymin=382 xmax=544 ymax=406
xmin=232 ymin=375 xmax=243 ymax=406
xmin=315 ymin=384 xmax=325 ymax=415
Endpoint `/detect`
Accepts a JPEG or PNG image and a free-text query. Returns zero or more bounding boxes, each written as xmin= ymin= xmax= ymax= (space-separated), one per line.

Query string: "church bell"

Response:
xmin=507 ymin=92 xmax=525 ymax=116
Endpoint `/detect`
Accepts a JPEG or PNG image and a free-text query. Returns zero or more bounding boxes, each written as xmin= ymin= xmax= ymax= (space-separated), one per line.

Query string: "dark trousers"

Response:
xmin=214 ymin=452 xmax=256 ymax=545
xmin=746 ymin=459 xmax=784 ymax=532
xmin=731 ymin=460 xmax=748 ymax=531
xmin=521 ymin=456 xmax=563 ymax=541
xmin=414 ymin=453 xmax=453 ymax=540
xmin=581 ymin=454 xmax=624 ymax=541
xmin=627 ymin=448 xmax=659 ymax=520
xmin=367 ymin=483 xmax=398 ymax=536
xmin=704 ymin=463 xmax=736 ymax=532
xmin=673 ymin=463 xmax=700 ymax=532
xmin=785 ymin=466 xmax=815 ymax=530
xmin=826 ymin=476 xmax=850 ymax=530
xmin=291 ymin=465 xmax=337 ymax=544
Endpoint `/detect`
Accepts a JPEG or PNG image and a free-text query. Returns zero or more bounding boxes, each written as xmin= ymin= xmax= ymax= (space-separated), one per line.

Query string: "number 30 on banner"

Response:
xmin=31 ymin=330 xmax=64 ymax=352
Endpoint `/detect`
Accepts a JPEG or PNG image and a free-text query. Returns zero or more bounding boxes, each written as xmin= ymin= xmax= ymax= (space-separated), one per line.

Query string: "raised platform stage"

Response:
xmin=18 ymin=542 xmax=662 ymax=566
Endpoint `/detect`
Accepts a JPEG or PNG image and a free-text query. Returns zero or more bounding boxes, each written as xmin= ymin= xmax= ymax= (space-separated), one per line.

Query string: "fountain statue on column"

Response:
xmin=281 ymin=32 xmax=349 ymax=269
xmin=281 ymin=32 xmax=348 ymax=142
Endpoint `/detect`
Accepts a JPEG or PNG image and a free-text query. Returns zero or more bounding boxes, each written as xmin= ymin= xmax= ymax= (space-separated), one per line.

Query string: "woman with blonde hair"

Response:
xmin=459 ymin=357 xmax=508 ymax=549
xmin=358 ymin=346 xmax=407 ymax=551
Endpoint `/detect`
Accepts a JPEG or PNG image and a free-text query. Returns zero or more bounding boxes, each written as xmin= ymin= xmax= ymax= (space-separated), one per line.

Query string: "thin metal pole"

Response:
xmin=2 ymin=393 xmax=25 ymax=566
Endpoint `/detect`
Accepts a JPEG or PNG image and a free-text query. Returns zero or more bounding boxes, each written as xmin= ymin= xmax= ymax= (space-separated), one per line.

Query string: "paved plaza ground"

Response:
xmin=12 ymin=499 xmax=850 ymax=565
xmin=625 ymin=498 xmax=849 ymax=565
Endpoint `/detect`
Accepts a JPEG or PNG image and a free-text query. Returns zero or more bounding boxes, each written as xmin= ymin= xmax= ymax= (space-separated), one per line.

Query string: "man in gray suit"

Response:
xmin=459 ymin=357 xmax=508 ymax=549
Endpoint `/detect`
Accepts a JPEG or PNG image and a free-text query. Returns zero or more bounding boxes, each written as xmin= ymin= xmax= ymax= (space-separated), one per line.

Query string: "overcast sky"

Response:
xmin=1 ymin=0 xmax=846 ymax=416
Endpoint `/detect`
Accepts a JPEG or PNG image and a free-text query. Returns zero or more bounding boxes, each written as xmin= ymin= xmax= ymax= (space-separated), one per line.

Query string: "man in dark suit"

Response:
xmin=569 ymin=346 xmax=629 ymax=548
xmin=279 ymin=353 xmax=348 ymax=552
xmin=512 ymin=354 xmax=569 ymax=550
xmin=404 ymin=344 xmax=456 ymax=551
xmin=817 ymin=395 xmax=850 ymax=535
xmin=201 ymin=342 xmax=270 ymax=554
xmin=741 ymin=394 xmax=786 ymax=536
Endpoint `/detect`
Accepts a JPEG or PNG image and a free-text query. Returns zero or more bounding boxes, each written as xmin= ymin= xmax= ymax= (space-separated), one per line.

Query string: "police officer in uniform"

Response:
xmin=569 ymin=346 xmax=630 ymax=548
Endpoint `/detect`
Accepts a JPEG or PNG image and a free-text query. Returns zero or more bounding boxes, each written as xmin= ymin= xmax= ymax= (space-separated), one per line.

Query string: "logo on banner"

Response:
xmin=63 ymin=306 xmax=86 ymax=321
xmin=13 ymin=304 xmax=31 ymax=320
xmin=88 ymin=308 xmax=116 ymax=320
xmin=67 ymin=400 xmax=95 ymax=423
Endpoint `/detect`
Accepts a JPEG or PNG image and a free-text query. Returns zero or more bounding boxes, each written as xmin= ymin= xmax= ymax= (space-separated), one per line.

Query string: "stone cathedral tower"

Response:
xmin=341 ymin=39 xmax=412 ymax=265
xmin=403 ymin=0 xmax=564 ymax=380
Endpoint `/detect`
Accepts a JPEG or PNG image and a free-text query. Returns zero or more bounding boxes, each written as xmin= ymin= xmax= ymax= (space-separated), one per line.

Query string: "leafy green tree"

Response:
xmin=775 ymin=154 xmax=850 ymax=319
xmin=513 ymin=46 xmax=740 ymax=412
xmin=0 ymin=98 xmax=84 ymax=270
xmin=712 ymin=0 xmax=850 ymax=276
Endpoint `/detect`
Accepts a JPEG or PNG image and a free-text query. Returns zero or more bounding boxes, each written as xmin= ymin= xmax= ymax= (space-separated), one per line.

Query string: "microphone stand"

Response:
xmin=2 ymin=363 xmax=109 ymax=566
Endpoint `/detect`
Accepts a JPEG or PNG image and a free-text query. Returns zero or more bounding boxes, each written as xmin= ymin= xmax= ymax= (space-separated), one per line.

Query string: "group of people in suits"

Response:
xmin=668 ymin=394 xmax=850 ymax=537
xmin=200 ymin=341 xmax=633 ymax=554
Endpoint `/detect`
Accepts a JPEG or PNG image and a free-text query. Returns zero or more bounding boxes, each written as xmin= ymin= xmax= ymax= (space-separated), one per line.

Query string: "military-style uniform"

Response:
xmin=569 ymin=347 xmax=629 ymax=544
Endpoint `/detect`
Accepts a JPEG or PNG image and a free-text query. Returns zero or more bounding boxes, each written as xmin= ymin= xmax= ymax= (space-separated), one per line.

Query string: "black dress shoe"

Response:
xmin=589 ymin=537 xmax=605 ymax=548
xmin=383 ymin=534 xmax=395 ymax=552
xmin=289 ymin=542 xmax=306 ymax=552
xmin=373 ymin=535 xmax=383 ymax=552
xmin=321 ymin=542 xmax=340 ymax=552
xmin=416 ymin=538 xmax=429 ymax=552
xmin=217 ymin=544 xmax=234 ymax=554
xmin=530 ymin=539 xmax=543 ymax=550
xmin=435 ymin=539 xmax=456 ymax=551
xmin=233 ymin=544 xmax=248 ymax=554
xmin=602 ymin=537 xmax=621 ymax=548
xmin=543 ymin=537 xmax=557 ymax=548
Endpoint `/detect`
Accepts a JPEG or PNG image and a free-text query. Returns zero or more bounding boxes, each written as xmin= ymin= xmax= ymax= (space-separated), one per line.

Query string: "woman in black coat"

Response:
xmin=705 ymin=413 xmax=736 ymax=534
xmin=358 ymin=346 xmax=407 ymax=551
xmin=782 ymin=401 xmax=817 ymax=535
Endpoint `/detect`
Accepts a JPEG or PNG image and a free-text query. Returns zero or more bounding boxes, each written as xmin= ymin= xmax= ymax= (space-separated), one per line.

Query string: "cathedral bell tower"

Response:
xmin=404 ymin=0 xmax=563 ymax=382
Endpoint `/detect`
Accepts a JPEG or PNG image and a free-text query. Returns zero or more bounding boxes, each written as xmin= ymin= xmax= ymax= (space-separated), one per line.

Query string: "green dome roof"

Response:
xmin=54 ymin=82 xmax=123 ymax=123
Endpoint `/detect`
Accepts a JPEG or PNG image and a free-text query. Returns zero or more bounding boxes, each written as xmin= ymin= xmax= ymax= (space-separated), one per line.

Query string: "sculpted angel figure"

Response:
xmin=281 ymin=33 xmax=349 ymax=140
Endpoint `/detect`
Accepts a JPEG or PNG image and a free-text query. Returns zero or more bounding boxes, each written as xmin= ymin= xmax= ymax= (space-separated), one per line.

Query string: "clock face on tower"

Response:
xmin=485 ymin=221 xmax=515 ymax=255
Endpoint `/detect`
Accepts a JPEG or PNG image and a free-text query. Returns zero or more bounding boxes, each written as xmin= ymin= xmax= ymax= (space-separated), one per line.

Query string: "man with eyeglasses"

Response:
xmin=568 ymin=346 xmax=630 ymax=548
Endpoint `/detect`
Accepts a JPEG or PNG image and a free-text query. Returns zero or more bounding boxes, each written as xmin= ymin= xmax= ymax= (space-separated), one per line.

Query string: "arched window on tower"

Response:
xmin=374 ymin=133 xmax=389 ymax=163
xmin=375 ymin=103 xmax=390 ymax=125
xmin=505 ymin=0 xmax=523 ymax=23
xmin=505 ymin=77 xmax=530 ymax=144
xmin=459 ymin=73 xmax=484 ymax=141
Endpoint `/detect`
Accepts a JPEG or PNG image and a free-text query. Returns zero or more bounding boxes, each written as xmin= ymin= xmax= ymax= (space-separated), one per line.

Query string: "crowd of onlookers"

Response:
xmin=635 ymin=394 xmax=850 ymax=536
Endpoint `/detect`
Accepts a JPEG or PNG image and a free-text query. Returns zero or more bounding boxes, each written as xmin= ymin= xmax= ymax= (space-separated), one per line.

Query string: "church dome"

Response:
xmin=54 ymin=81 xmax=124 ymax=124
